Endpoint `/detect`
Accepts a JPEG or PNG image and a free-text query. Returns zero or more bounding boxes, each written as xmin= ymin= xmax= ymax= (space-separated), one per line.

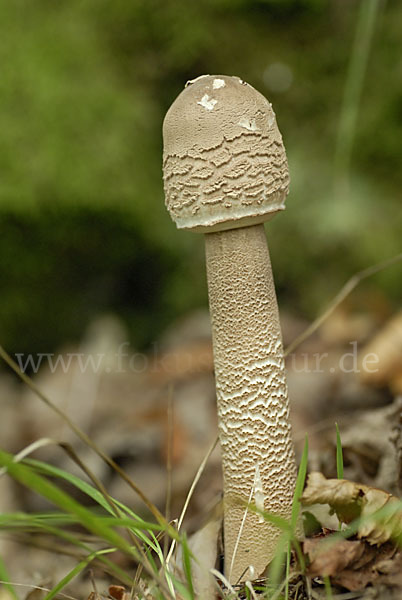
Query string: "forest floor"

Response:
xmin=0 ymin=296 xmax=401 ymax=599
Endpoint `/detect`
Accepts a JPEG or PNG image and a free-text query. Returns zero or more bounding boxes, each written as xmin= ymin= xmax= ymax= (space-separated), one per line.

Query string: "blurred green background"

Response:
xmin=0 ymin=0 xmax=401 ymax=356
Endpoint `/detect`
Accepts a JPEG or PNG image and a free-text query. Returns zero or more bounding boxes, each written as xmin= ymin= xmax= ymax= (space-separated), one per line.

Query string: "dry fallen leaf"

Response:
xmin=108 ymin=586 xmax=130 ymax=600
xmin=339 ymin=397 xmax=402 ymax=496
xmin=24 ymin=580 xmax=53 ymax=600
xmin=359 ymin=310 xmax=402 ymax=394
xmin=174 ymin=505 xmax=222 ymax=600
xmin=301 ymin=472 xmax=402 ymax=544
xmin=303 ymin=536 xmax=398 ymax=591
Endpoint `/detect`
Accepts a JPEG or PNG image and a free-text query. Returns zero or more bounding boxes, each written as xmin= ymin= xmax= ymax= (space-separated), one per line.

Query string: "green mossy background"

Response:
xmin=0 ymin=0 xmax=401 ymax=355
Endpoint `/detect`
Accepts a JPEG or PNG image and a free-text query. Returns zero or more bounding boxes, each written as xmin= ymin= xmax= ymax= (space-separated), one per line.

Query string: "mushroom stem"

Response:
xmin=205 ymin=223 xmax=297 ymax=583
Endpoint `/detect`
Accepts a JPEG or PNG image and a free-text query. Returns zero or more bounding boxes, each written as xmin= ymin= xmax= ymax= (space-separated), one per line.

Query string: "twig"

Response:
xmin=0 ymin=581 xmax=78 ymax=600
xmin=165 ymin=436 xmax=218 ymax=565
xmin=284 ymin=252 xmax=402 ymax=357
xmin=164 ymin=386 xmax=174 ymax=559
xmin=229 ymin=479 xmax=254 ymax=583
xmin=0 ymin=345 xmax=166 ymax=525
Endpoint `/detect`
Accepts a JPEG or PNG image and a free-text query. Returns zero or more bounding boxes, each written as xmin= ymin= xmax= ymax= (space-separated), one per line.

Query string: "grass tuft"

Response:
xmin=335 ymin=423 xmax=344 ymax=480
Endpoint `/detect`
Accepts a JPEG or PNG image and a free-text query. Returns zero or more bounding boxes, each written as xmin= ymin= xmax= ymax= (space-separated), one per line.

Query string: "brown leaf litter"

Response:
xmin=301 ymin=472 xmax=402 ymax=592
xmin=301 ymin=472 xmax=402 ymax=544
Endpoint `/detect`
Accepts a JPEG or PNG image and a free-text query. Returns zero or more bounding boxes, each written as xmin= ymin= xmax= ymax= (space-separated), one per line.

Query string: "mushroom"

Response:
xmin=162 ymin=75 xmax=297 ymax=584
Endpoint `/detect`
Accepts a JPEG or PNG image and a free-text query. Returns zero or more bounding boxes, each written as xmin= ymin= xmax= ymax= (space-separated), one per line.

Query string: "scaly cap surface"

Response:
xmin=163 ymin=75 xmax=289 ymax=232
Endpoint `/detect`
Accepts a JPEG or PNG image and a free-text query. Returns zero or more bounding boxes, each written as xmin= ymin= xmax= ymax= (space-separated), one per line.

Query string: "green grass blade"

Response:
xmin=170 ymin=578 xmax=193 ymax=600
xmin=324 ymin=575 xmax=333 ymax=599
xmin=0 ymin=449 xmax=136 ymax=559
xmin=285 ymin=436 xmax=309 ymax=598
xmin=285 ymin=544 xmax=290 ymax=600
xmin=24 ymin=458 xmax=178 ymax=553
xmin=4 ymin=452 xmax=178 ymax=565
xmin=266 ymin=532 xmax=288 ymax=594
xmin=291 ymin=537 xmax=305 ymax=574
xmin=0 ymin=509 xmax=177 ymax=560
xmin=291 ymin=435 xmax=309 ymax=532
xmin=335 ymin=423 xmax=344 ymax=480
xmin=43 ymin=548 xmax=114 ymax=600
xmin=263 ymin=438 xmax=309 ymax=594
xmin=25 ymin=457 xmax=117 ymax=515
xmin=0 ymin=345 xmax=167 ymax=528
xmin=258 ymin=510 xmax=291 ymax=534
xmin=334 ymin=0 xmax=381 ymax=189
xmin=0 ymin=512 xmax=133 ymax=585
xmin=180 ymin=534 xmax=194 ymax=600
xmin=0 ymin=556 xmax=18 ymax=600
xmin=0 ymin=511 xmax=74 ymax=529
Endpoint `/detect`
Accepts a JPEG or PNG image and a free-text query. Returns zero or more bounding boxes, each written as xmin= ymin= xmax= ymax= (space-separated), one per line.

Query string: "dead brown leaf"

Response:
xmin=24 ymin=580 xmax=52 ymax=600
xmin=108 ymin=585 xmax=130 ymax=600
xmin=359 ymin=310 xmax=402 ymax=394
xmin=303 ymin=536 xmax=398 ymax=591
xmin=301 ymin=472 xmax=402 ymax=544
xmin=174 ymin=507 xmax=222 ymax=600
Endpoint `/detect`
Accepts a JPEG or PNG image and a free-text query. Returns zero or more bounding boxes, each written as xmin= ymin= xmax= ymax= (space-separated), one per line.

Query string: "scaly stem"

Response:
xmin=205 ymin=223 xmax=297 ymax=583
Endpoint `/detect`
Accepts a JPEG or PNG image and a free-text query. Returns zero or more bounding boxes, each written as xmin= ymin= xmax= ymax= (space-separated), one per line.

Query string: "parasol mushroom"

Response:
xmin=162 ymin=74 xmax=297 ymax=584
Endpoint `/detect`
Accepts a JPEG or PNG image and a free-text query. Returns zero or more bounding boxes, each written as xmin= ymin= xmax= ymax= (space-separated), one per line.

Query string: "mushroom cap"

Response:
xmin=163 ymin=75 xmax=289 ymax=233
